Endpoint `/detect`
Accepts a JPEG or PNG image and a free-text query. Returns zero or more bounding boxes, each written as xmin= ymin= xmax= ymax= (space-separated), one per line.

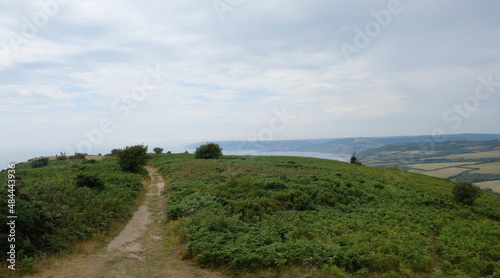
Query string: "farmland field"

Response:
xmin=470 ymin=162 xmax=500 ymax=174
xmin=407 ymin=162 xmax=479 ymax=171
xmin=359 ymin=140 xmax=500 ymax=186
xmin=419 ymin=167 xmax=472 ymax=179
xmin=476 ymin=180 xmax=500 ymax=193
xmin=433 ymin=150 xmax=500 ymax=160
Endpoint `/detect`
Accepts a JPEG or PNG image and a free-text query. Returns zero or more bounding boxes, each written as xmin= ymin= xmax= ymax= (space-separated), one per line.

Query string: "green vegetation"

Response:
xmin=453 ymin=172 xmax=500 ymax=184
xmin=358 ymin=140 xmax=500 ymax=192
xmin=75 ymin=173 xmax=105 ymax=190
xmin=31 ymin=157 xmax=49 ymax=168
xmin=359 ymin=140 xmax=500 ymax=163
xmin=71 ymin=153 xmax=87 ymax=160
xmin=194 ymin=143 xmax=223 ymax=159
xmin=350 ymin=152 xmax=362 ymax=166
xmin=56 ymin=155 xmax=67 ymax=161
xmin=452 ymin=182 xmax=482 ymax=205
xmin=150 ymin=154 xmax=500 ymax=277
xmin=116 ymin=144 xmax=150 ymax=173
xmin=0 ymin=156 xmax=144 ymax=273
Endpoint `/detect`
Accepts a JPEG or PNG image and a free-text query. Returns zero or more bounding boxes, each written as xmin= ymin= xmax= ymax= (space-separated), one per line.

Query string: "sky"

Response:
xmin=1 ymin=0 xmax=500 ymax=165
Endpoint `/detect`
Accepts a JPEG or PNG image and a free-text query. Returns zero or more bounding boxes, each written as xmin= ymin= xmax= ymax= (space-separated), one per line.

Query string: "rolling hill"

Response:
xmin=357 ymin=140 xmax=500 ymax=194
xmin=2 ymin=151 xmax=499 ymax=277
xmin=149 ymin=153 xmax=500 ymax=277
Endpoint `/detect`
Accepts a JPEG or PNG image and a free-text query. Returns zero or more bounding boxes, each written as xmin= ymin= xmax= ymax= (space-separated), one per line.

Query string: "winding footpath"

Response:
xmin=25 ymin=166 xmax=226 ymax=278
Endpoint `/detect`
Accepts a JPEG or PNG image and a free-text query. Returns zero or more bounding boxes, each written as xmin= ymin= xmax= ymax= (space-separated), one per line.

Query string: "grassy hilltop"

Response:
xmin=1 ymin=152 xmax=499 ymax=277
xmin=150 ymin=153 xmax=500 ymax=277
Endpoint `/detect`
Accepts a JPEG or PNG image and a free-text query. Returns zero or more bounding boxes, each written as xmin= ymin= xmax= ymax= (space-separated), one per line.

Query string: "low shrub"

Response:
xmin=452 ymin=182 xmax=482 ymax=205
xmin=31 ymin=158 xmax=49 ymax=168
xmin=194 ymin=143 xmax=223 ymax=159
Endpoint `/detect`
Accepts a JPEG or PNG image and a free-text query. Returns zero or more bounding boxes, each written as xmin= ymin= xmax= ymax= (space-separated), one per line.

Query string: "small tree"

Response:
xmin=195 ymin=143 xmax=223 ymax=159
xmin=453 ymin=182 xmax=482 ymax=205
xmin=350 ymin=152 xmax=362 ymax=165
xmin=153 ymin=147 xmax=164 ymax=154
xmin=116 ymin=144 xmax=150 ymax=172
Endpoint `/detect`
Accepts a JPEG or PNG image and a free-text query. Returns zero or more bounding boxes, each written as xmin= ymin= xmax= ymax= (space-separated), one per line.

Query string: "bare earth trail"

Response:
xmin=25 ymin=166 xmax=226 ymax=278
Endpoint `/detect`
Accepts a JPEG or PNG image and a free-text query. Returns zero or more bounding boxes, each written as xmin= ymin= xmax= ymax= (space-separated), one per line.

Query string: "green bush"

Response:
xmin=194 ymin=143 xmax=223 ymax=159
xmin=350 ymin=152 xmax=362 ymax=165
xmin=56 ymin=155 xmax=67 ymax=160
xmin=153 ymin=147 xmax=164 ymax=154
xmin=116 ymin=144 xmax=150 ymax=172
xmin=452 ymin=182 xmax=482 ymax=205
xmin=71 ymin=153 xmax=87 ymax=160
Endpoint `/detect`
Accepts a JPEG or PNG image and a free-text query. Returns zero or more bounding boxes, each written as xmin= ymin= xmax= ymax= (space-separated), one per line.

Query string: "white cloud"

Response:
xmin=1 ymin=0 xmax=499 ymax=165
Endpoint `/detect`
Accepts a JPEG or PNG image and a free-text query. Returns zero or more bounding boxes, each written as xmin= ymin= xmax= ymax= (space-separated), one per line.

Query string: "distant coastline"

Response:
xmin=222 ymin=150 xmax=349 ymax=162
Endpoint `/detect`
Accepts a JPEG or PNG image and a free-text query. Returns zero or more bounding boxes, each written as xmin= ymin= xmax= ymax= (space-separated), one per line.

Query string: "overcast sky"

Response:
xmin=1 ymin=0 xmax=500 ymax=165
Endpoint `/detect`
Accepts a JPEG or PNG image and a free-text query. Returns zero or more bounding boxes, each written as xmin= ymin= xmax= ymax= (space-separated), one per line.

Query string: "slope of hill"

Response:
xmin=150 ymin=153 xmax=500 ymax=277
xmin=0 ymin=156 xmax=144 ymax=275
xmin=357 ymin=140 xmax=500 ymax=193
xmin=3 ymin=151 xmax=499 ymax=277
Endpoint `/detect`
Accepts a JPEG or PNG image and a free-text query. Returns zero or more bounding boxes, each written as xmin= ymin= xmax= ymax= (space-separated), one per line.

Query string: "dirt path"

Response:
xmin=25 ymin=166 xmax=227 ymax=278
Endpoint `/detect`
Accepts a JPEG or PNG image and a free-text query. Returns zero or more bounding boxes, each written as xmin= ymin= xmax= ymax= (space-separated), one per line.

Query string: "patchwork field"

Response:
xmin=410 ymin=167 xmax=472 ymax=179
xmin=408 ymin=162 xmax=479 ymax=171
xmin=470 ymin=162 xmax=500 ymax=174
xmin=433 ymin=150 xmax=500 ymax=160
xmin=476 ymin=180 xmax=500 ymax=192
xmin=359 ymin=140 xmax=500 ymax=193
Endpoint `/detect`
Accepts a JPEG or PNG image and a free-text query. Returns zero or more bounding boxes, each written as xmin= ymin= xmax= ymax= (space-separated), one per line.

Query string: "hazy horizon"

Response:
xmin=3 ymin=132 xmax=500 ymax=169
xmin=2 ymin=1 xmax=500 ymax=167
